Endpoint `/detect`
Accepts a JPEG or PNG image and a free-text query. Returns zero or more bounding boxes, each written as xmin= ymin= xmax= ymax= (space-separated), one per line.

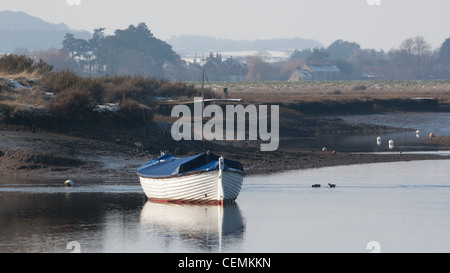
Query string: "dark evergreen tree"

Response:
xmin=307 ymin=48 xmax=329 ymax=65
xmin=326 ymin=39 xmax=361 ymax=60
xmin=289 ymin=49 xmax=312 ymax=61
xmin=61 ymin=23 xmax=181 ymax=78
xmin=439 ymin=37 xmax=450 ymax=64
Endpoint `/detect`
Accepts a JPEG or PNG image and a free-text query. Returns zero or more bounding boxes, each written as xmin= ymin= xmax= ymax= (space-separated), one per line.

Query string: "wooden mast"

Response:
xmin=201 ymin=68 xmax=205 ymax=113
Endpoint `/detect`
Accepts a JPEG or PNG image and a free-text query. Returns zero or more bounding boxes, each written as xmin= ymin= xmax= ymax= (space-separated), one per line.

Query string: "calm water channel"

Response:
xmin=280 ymin=112 xmax=450 ymax=152
xmin=1 ymin=159 xmax=449 ymax=253
xmin=1 ymin=112 xmax=450 ymax=253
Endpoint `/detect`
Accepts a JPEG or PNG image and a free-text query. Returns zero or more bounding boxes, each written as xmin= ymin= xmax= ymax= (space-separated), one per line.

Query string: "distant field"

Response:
xmin=199 ymin=81 xmax=450 ymax=104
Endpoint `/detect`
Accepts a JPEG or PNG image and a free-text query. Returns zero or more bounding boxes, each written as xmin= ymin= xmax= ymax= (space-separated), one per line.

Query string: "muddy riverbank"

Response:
xmin=2 ymin=76 xmax=450 ymax=180
xmin=1 ymin=123 xmax=449 ymax=181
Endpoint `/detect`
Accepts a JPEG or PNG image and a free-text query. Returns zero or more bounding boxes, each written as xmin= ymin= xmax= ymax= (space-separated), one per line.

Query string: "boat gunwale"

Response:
xmin=137 ymin=168 xmax=246 ymax=180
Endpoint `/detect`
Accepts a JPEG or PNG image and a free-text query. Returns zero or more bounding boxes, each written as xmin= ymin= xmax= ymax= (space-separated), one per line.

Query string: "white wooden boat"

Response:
xmin=137 ymin=152 xmax=245 ymax=205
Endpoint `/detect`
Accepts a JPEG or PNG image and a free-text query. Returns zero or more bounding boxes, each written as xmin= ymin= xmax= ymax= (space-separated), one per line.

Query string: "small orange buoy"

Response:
xmin=429 ymin=133 xmax=435 ymax=138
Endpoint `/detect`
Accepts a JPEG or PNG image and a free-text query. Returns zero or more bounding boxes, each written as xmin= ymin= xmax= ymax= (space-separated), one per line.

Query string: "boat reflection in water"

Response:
xmin=140 ymin=201 xmax=245 ymax=252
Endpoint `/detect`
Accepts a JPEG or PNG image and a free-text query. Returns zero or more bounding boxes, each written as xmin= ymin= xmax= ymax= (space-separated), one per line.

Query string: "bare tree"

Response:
xmin=389 ymin=36 xmax=434 ymax=80
xmin=399 ymin=36 xmax=431 ymax=57
xmin=414 ymin=36 xmax=432 ymax=56
xmin=400 ymin=38 xmax=415 ymax=55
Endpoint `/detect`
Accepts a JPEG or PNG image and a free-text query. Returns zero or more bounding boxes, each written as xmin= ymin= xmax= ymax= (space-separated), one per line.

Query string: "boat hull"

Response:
xmin=138 ymin=170 xmax=244 ymax=205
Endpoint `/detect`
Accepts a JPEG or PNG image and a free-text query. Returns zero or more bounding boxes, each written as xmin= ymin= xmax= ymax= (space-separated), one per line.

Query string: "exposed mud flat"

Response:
xmin=0 ymin=128 xmax=145 ymax=180
xmin=1 ymin=125 xmax=449 ymax=181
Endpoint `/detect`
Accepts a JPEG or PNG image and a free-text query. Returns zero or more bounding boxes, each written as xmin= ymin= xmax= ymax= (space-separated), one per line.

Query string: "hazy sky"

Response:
xmin=1 ymin=0 xmax=450 ymax=51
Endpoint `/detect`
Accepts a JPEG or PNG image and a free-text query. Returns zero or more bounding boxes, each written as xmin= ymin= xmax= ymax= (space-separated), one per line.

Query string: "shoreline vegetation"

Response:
xmin=1 ymin=55 xmax=450 ymax=180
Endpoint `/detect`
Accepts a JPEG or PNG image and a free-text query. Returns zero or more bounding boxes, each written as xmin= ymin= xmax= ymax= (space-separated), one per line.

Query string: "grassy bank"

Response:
xmin=2 ymin=72 xmax=450 ymax=151
xmin=204 ymin=80 xmax=450 ymax=105
xmin=1 ymin=70 xmax=450 ymax=178
xmin=3 ymin=70 xmax=450 ymax=129
xmin=0 ymin=70 xmax=215 ymax=131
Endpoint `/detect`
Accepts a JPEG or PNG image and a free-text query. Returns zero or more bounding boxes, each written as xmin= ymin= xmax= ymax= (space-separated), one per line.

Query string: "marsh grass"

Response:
xmin=0 ymin=68 xmax=214 ymax=130
xmin=0 ymin=54 xmax=52 ymax=75
xmin=205 ymin=81 xmax=450 ymax=104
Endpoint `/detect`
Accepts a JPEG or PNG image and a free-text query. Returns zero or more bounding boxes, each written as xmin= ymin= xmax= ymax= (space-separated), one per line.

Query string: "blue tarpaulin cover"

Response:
xmin=137 ymin=152 xmax=245 ymax=178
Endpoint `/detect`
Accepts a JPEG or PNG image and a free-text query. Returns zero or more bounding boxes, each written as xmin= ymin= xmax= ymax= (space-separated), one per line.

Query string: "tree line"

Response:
xmin=25 ymin=23 xmax=450 ymax=81
xmin=246 ymin=36 xmax=450 ymax=81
